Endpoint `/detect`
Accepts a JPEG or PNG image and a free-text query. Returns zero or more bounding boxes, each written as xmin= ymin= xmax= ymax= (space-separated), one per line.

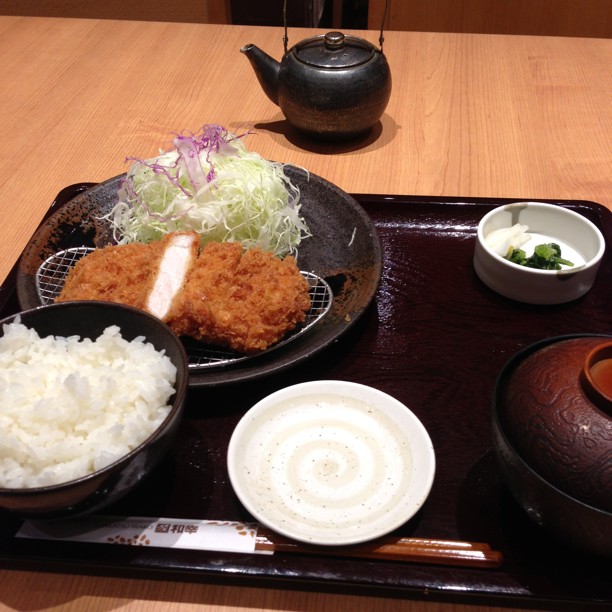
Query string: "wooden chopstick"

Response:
xmin=255 ymin=529 xmax=503 ymax=568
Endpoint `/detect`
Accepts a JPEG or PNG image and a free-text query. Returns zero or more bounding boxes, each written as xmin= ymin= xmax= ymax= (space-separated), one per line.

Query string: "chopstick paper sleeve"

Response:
xmin=16 ymin=516 xmax=270 ymax=555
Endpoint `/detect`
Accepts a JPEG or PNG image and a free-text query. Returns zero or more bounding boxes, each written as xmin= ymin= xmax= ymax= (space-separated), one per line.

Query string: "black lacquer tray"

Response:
xmin=1 ymin=186 xmax=611 ymax=609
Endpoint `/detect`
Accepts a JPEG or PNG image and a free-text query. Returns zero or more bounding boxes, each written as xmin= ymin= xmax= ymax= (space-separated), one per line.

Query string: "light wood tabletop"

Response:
xmin=0 ymin=15 xmax=610 ymax=611
xmin=1 ymin=16 xmax=611 ymax=284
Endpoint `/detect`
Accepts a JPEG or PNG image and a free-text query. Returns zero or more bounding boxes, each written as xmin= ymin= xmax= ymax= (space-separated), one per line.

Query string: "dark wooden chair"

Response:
xmin=0 ymin=0 xmax=231 ymax=24
xmin=368 ymin=0 xmax=612 ymax=38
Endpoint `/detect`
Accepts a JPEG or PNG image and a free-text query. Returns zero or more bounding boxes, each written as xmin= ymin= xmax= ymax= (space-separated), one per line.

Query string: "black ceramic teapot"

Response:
xmin=241 ymin=0 xmax=392 ymax=139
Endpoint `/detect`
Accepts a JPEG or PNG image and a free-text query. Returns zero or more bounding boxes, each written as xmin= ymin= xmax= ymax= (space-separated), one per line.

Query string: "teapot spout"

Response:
xmin=240 ymin=44 xmax=280 ymax=106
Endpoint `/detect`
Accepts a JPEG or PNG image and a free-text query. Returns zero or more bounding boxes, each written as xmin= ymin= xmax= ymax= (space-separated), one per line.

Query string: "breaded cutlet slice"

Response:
xmin=145 ymin=231 xmax=199 ymax=321
xmin=56 ymin=240 xmax=165 ymax=309
xmin=56 ymin=232 xmax=199 ymax=317
xmin=166 ymin=242 xmax=311 ymax=353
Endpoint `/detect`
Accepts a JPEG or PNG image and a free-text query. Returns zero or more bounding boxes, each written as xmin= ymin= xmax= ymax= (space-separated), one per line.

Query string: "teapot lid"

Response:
xmin=292 ymin=32 xmax=378 ymax=69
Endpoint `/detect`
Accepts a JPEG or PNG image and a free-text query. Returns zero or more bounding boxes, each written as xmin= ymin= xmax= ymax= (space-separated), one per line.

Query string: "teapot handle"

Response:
xmin=283 ymin=0 xmax=390 ymax=53
xmin=377 ymin=0 xmax=390 ymax=51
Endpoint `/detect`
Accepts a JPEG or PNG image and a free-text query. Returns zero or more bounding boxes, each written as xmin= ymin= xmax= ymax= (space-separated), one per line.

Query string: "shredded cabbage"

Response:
xmin=107 ymin=125 xmax=311 ymax=257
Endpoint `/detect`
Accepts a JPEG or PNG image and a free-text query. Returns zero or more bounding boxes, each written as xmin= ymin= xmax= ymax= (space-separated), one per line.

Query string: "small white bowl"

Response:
xmin=227 ymin=380 xmax=435 ymax=546
xmin=474 ymin=202 xmax=605 ymax=305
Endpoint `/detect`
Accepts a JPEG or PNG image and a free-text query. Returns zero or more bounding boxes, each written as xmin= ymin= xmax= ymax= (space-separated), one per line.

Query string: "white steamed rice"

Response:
xmin=0 ymin=320 xmax=177 ymax=489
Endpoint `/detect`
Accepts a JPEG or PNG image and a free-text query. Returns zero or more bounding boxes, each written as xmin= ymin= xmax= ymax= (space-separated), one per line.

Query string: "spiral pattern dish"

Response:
xmin=228 ymin=381 xmax=435 ymax=545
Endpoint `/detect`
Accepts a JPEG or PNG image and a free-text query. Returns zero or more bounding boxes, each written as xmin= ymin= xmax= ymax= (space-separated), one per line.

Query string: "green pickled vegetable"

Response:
xmin=505 ymin=243 xmax=574 ymax=270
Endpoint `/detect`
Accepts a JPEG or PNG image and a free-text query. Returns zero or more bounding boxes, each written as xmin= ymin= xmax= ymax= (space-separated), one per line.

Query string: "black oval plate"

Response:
xmin=16 ymin=166 xmax=382 ymax=387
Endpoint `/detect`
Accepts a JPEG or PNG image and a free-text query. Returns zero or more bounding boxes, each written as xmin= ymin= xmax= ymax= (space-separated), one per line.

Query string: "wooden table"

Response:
xmin=0 ymin=16 xmax=610 ymax=611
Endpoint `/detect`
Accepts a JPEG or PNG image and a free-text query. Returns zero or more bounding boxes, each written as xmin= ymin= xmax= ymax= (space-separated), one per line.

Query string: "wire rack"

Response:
xmin=35 ymin=248 xmax=333 ymax=370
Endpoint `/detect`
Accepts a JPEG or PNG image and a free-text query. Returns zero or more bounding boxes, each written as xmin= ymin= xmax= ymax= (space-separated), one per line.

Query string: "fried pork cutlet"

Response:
xmin=167 ymin=242 xmax=311 ymax=353
xmin=56 ymin=240 xmax=165 ymax=310
xmin=56 ymin=233 xmax=311 ymax=354
xmin=145 ymin=232 xmax=199 ymax=320
xmin=57 ymin=232 xmax=198 ymax=314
